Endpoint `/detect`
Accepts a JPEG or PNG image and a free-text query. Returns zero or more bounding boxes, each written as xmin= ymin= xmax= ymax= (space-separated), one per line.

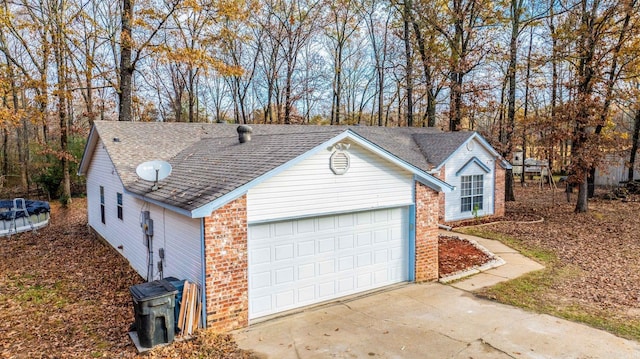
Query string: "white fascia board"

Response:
xmin=414 ymin=175 xmax=455 ymax=193
xmin=77 ymin=125 xmax=99 ymax=176
xmin=190 ymin=130 xmax=454 ymax=218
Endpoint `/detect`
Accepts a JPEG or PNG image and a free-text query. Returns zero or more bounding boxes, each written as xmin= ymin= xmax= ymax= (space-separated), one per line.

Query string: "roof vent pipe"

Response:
xmin=237 ymin=125 xmax=253 ymax=143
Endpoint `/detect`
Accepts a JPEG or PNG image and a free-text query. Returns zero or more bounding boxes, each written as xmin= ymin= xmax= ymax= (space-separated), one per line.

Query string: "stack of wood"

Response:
xmin=177 ymin=281 xmax=201 ymax=337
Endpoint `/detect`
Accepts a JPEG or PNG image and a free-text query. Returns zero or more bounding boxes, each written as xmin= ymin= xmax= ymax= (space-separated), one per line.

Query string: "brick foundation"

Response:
xmin=415 ymin=182 xmax=440 ymax=282
xmin=203 ymin=195 xmax=249 ymax=331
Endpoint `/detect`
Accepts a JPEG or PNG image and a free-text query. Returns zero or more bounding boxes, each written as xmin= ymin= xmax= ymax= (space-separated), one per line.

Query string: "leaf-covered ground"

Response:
xmin=467 ymin=185 xmax=640 ymax=338
xmin=0 ymin=198 xmax=257 ymax=358
xmin=438 ymin=235 xmax=492 ymax=277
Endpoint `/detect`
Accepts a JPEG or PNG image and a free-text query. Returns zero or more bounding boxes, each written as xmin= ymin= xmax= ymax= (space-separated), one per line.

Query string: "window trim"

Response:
xmin=116 ymin=192 xmax=123 ymax=220
xmin=100 ymin=186 xmax=106 ymax=224
xmin=460 ymin=174 xmax=484 ymax=213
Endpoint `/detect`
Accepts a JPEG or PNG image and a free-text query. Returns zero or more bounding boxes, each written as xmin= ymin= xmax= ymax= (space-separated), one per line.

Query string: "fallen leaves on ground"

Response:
xmin=438 ymin=236 xmax=492 ymax=277
xmin=477 ymin=186 xmax=640 ymax=315
xmin=0 ymin=198 xmax=257 ymax=358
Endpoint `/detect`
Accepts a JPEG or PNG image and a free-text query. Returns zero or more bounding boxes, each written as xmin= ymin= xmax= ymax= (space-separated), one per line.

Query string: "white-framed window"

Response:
xmin=116 ymin=193 xmax=123 ymax=220
xmin=461 ymin=175 xmax=483 ymax=212
xmin=100 ymin=186 xmax=106 ymax=224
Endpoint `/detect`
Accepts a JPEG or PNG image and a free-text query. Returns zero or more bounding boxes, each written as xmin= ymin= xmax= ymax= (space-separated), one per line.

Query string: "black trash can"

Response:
xmin=163 ymin=276 xmax=185 ymax=332
xmin=130 ymin=279 xmax=178 ymax=348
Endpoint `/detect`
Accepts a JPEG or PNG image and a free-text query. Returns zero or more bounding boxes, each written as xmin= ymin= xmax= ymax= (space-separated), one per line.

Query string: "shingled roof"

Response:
xmin=412 ymin=131 xmax=476 ymax=169
xmin=79 ymin=121 xmax=491 ymax=217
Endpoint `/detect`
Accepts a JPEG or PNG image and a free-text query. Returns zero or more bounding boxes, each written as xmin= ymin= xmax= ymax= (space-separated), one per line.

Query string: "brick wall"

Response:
xmin=434 ymin=167 xmax=446 ymax=223
xmin=203 ymin=195 xmax=248 ymax=331
xmin=414 ymin=182 xmax=439 ymax=282
xmin=494 ymin=163 xmax=506 ymax=217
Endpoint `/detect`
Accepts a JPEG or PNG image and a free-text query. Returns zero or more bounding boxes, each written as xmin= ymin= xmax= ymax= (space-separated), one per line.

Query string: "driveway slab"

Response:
xmin=234 ymin=283 xmax=640 ymax=359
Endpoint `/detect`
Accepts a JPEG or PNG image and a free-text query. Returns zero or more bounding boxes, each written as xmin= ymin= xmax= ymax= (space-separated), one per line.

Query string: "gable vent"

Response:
xmin=330 ymin=151 xmax=350 ymax=175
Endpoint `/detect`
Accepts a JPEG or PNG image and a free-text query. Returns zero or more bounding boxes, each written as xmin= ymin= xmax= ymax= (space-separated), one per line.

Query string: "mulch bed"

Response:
xmin=438 ymin=236 xmax=492 ymax=277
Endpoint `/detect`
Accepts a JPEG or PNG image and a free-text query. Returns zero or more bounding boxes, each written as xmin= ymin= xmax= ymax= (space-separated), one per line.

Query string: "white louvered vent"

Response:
xmin=330 ymin=151 xmax=350 ymax=175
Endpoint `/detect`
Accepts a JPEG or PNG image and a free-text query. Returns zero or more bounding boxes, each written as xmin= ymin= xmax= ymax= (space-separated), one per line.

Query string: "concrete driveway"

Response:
xmin=234 ymin=283 xmax=640 ymax=358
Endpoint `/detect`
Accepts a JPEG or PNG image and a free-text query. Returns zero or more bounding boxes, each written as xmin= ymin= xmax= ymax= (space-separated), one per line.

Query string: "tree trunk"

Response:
xmin=505 ymin=0 xmax=520 ymax=160
xmin=629 ymin=109 xmax=640 ymax=181
xmin=119 ymin=0 xmax=134 ymax=121
xmin=2 ymin=127 xmax=7 ymax=187
xmin=575 ymin=173 xmax=589 ymax=213
xmin=412 ymin=21 xmax=436 ymax=127
xmin=52 ymin=2 xmax=71 ymax=202
xmin=505 ymin=169 xmax=515 ymax=202
xmin=403 ymin=0 xmax=413 ymax=127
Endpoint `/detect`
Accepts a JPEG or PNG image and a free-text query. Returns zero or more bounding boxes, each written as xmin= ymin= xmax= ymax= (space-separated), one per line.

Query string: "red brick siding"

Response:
xmin=415 ymin=182 xmax=439 ymax=282
xmin=434 ymin=167 xmax=446 ymax=223
xmin=203 ymin=195 xmax=248 ymax=331
xmin=494 ymin=163 xmax=505 ymax=217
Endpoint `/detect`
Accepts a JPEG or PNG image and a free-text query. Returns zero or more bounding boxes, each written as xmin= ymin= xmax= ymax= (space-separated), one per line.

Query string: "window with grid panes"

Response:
xmin=460 ymin=175 xmax=483 ymax=212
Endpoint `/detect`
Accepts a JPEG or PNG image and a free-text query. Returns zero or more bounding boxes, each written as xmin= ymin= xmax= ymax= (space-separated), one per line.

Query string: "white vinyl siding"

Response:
xmin=443 ymin=139 xmax=495 ymax=222
xmin=85 ymin=142 xmax=202 ymax=285
xmin=247 ymin=142 xmax=413 ymax=223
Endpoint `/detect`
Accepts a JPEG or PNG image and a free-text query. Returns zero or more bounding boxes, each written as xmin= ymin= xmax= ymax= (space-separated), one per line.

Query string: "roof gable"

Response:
xmin=455 ymin=157 xmax=492 ymax=176
xmin=413 ymin=132 xmax=502 ymax=170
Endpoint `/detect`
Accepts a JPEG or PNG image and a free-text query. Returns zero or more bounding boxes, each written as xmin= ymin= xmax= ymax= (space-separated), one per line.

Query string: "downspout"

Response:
xmin=200 ymin=218 xmax=207 ymax=327
xmin=408 ymin=181 xmax=416 ymax=282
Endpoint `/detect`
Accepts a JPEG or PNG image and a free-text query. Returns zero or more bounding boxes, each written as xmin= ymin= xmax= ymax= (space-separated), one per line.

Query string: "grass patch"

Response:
xmin=457 ymin=227 xmax=556 ymax=264
xmin=14 ymin=281 xmax=69 ymax=308
xmin=461 ymin=228 xmax=640 ymax=341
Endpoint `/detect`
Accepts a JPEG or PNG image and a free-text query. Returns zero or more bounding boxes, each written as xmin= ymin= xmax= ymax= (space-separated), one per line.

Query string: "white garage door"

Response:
xmin=248 ymin=207 xmax=409 ymax=319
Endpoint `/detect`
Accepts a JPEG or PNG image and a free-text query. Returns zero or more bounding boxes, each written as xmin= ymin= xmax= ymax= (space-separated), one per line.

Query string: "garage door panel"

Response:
xmin=250 ymin=247 xmax=271 ymax=265
xmin=318 ymin=238 xmax=335 ymax=253
xmin=275 ymin=267 xmax=294 ymax=284
xmin=297 ymin=218 xmax=315 ymax=233
xmin=357 ymin=232 xmax=372 ymax=246
xmin=275 ymin=221 xmax=294 ymax=236
xmin=298 ymin=240 xmax=315 ymax=256
xmin=298 ymin=263 xmax=315 ymax=279
xmin=251 ymin=223 xmax=271 ymax=240
xmin=318 ymin=259 xmax=335 ymax=275
xmin=357 ymin=252 xmax=372 ymax=267
xmin=338 ymin=256 xmax=354 ymax=271
xmin=339 ymin=235 xmax=354 ymax=249
xmin=275 ymin=244 xmax=294 ymax=260
xmin=299 ymin=286 xmax=315 ymax=302
xmin=374 ymin=229 xmax=389 ymax=243
xmin=248 ymin=207 xmax=409 ymax=319
xmin=319 ymin=281 xmax=335 ymax=298
xmin=318 ymin=216 xmax=335 ymax=230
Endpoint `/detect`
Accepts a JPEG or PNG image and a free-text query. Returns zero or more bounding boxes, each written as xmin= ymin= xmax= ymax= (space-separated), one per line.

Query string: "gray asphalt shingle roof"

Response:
xmin=83 ymin=121 xmax=484 ymax=214
xmin=412 ymin=131 xmax=476 ymax=169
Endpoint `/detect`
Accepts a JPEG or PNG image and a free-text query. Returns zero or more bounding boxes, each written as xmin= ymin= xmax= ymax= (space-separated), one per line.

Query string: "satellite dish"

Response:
xmin=136 ymin=160 xmax=172 ymax=190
